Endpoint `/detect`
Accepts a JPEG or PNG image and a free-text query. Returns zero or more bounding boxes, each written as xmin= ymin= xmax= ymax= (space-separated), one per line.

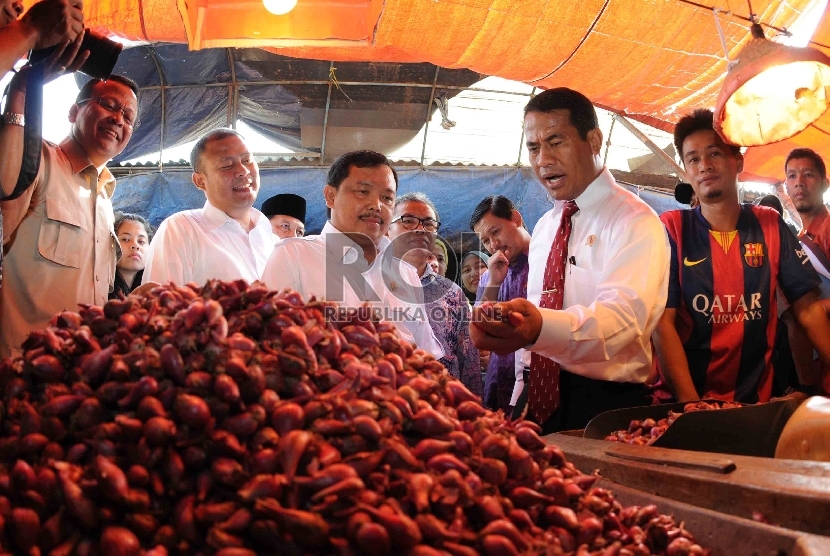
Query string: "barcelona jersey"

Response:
xmin=661 ymin=205 xmax=819 ymax=403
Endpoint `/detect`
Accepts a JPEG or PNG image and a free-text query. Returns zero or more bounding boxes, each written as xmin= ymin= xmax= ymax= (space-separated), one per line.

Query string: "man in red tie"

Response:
xmin=470 ymin=88 xmax=670 ymax=433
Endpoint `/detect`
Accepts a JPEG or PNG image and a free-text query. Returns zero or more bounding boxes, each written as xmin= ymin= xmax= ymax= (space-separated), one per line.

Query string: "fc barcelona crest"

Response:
xmin=743 ymin=243 xmax=765 ymax=268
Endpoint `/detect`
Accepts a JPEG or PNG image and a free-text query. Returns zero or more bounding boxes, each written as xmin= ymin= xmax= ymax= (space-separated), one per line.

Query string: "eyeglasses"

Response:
xmin=77 ymin=96 xmax=139 ymax=129
xmin=278 ymin=222 xmax=305 ymax=237
xmin=391 ymin=215 xmax=441 ymax=232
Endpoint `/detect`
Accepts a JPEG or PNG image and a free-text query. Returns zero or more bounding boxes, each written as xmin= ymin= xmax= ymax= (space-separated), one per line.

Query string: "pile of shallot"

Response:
xmin=0 ymin=280 xmax=708 ymax=555
xmin=605 ymin=401 xmax=743 ymax=446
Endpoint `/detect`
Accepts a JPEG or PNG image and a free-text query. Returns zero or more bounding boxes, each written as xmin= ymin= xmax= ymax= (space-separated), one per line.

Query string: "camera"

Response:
xmin=28 ymin=29 xmax=123 ymax=80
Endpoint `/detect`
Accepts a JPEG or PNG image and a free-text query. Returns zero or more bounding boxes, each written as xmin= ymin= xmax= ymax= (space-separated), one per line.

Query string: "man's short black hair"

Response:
xmin=785 ymin=147 xmax=827 ymax=180
xmin=523 ymin=88 xmax=599 ymax=141
xmin=76 ymin=75 xmax=139 ymax=104
xmin=673 ymin=109 xmax=741 ymax=159
xmin=469 ymin=195 xmax=518 ymax=230
xmin=756 ymin=194 xmax=784 ymax=216
xmin=190 ymin=128 xmax=246 ymax=172
xmin=327 ymin=150 xmax=399 ymax=190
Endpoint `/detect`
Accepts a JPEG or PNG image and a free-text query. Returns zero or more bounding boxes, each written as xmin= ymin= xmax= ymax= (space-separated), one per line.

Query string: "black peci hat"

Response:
xmin=261 ymin=193 xmax=307 ymax=223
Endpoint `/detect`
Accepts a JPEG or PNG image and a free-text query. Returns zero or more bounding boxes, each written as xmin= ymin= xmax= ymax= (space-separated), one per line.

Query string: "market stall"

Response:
xmin=2 ymin=0 xmax=830 ymax=553
xmin=0 ymin=281 xmax=827 ymax=554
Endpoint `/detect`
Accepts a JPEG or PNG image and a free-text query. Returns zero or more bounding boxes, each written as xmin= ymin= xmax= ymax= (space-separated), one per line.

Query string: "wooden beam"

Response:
xmin=615 ymin=115 xmax=687 ymax=182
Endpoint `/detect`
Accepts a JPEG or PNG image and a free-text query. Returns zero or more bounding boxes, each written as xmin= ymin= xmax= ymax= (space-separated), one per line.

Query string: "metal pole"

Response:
xmin=320 ymin=62 xmax=334 ymax=166
xmin=603 ymin=114 xmax=616 ymax=167
xmin=615 ymin=114 xmax=687 ymax=180
xmin=516 ymin=87 xmax=536 ymax=166
xmin=132 ymin=81 xmax=535 ymax=96
xmin=227 ymin=49 xmax=238 ymax=129
xmin=146 ymin=46 xmax=166 ymax=171
xmin=420 ymin=67 xmax=440 ymax=167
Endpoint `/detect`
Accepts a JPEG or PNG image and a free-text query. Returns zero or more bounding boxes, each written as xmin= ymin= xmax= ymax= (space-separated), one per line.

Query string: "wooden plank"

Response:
xmin=615 ymin=114 xmax=688 ymax=181
xmin=604 ymin=479 xmax=830 ymax=556
xmin=548 ymin=433 xmax=830 ymax=536
xmin=605 ymin=443 xmax=737 ymax=474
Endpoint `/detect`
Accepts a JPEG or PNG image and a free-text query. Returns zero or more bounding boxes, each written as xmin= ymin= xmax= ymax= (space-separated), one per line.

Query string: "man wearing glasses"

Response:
xmin=388 ymin=192 xmax=482 ymax=396
xmin=261 ymin=150 xmax=442 ymax=358
xmin=0 ymin=75 xmax=139 ymax=357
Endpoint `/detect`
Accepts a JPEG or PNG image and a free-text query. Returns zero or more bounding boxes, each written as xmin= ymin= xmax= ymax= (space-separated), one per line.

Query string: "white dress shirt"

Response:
xmin=143 ymin=201 xmax=276 ymax=286
xmin=512 ymin=349 xmax=529 ymax=406
xmin=260 ymin=221 xmax=444 ymax=359
xmin=527 ymin=168 xmax=670 ymax=383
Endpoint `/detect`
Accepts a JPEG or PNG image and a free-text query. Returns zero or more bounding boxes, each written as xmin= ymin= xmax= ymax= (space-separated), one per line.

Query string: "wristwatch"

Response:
xmin=2 ymin=113 xmax=24 ymax=127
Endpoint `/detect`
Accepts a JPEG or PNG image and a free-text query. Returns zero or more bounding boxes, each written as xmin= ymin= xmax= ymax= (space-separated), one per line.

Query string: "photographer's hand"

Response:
xmin=21 ymin=0 xmax=84 ymax=50
xmin=0 ymin=0 xmax=86 ymax=198
xmin=3 ymin=35 xmax=86 ymax=107
xmin=38 ymin=30 xmax=88 ymax=82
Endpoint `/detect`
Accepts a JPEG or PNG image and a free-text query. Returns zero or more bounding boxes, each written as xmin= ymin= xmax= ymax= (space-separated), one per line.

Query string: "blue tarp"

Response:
xmin=78 ymin=46 xmax=311 ymax=161
xmin=112 ymin=166 xmax=682 ymax=249
xmin=77 ymin=45 xmax=482 ymax=163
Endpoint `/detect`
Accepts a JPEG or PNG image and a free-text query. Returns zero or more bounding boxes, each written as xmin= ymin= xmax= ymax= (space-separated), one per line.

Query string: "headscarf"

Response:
xmin=463 ymin=250 xmax=490 ymax=267
xmin=434 ymin=238 xmax=449 ymax=262
xmin=461 ymin=250 xmax=491 ymax=303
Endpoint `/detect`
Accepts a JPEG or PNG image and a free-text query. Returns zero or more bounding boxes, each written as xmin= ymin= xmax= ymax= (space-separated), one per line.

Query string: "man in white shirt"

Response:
xmin=470 ymin=88 xmax=670 ymax=433
xmin=143 ymin=129 xmax=276 ymax=286
xmin=260 ymin=150 xmax=442 ymax=358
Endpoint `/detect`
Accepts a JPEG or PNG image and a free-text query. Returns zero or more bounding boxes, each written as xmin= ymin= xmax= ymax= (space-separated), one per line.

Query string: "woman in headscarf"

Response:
xmin=460 ymin=250 xmax=489 ymax=304
xmin=432 ymin=238 xmax=450 ymax=277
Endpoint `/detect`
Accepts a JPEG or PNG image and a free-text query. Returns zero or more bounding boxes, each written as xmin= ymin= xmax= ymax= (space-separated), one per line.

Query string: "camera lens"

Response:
xmin=28 ymin=29 xmax=123 ymax=79
xmin=78 ymin=31 xmax=123 ymax=79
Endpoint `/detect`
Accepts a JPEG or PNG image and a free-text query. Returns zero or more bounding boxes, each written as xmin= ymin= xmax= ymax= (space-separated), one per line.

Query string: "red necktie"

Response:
xmin=528 ymin=200 xmax=579 ymax=424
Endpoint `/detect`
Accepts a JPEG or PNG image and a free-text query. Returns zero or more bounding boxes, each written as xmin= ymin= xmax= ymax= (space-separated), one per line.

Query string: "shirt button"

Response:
xmin=95 ymin=275 xmax=99 ymax=281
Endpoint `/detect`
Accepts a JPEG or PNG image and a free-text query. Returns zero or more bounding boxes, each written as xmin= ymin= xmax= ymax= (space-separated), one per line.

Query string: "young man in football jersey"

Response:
xmin=653 ymin=109 xmax=830 ymax=403
xmin=785 ymin=148 xmax=830 ymax=259
xmin=781 ymin=148 xmax=830 ymax=393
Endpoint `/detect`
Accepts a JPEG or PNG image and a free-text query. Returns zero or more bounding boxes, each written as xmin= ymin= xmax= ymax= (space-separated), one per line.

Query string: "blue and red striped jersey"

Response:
xmin=660 ymin=205 xmax=819 ymax=403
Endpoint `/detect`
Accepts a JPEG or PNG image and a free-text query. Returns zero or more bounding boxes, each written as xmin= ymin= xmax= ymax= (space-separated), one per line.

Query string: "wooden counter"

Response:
xmin=548 ymin=433 xmax=830 ymax=536
xmin=603 ymin=479 xmax=830 ymax=555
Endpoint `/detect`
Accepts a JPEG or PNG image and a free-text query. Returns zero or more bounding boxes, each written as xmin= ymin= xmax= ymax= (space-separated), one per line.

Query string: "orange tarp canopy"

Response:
xmin=29 ymin=0 xmax=826 ymax=179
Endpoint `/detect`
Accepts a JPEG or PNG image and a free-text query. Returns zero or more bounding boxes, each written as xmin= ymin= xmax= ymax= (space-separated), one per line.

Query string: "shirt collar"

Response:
xmin=509 ymin=251 xmax=529 ymax=271
xmin=202 ymin=200 xmax=263 ymax=232
xmin=567 ymin=167 xmax=615 ymax=214
xmin=808 ymin=206 xmax=830 ymax=233
xmin=59 ymin=137 xmax=116 ymax=195
xmin=420 ymin=263 xmax=438 ymax=283
xmin=321 ymin=221 xmax=389 ymax=264
xmin=60 ymin=137 xmax=96 ymax=175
